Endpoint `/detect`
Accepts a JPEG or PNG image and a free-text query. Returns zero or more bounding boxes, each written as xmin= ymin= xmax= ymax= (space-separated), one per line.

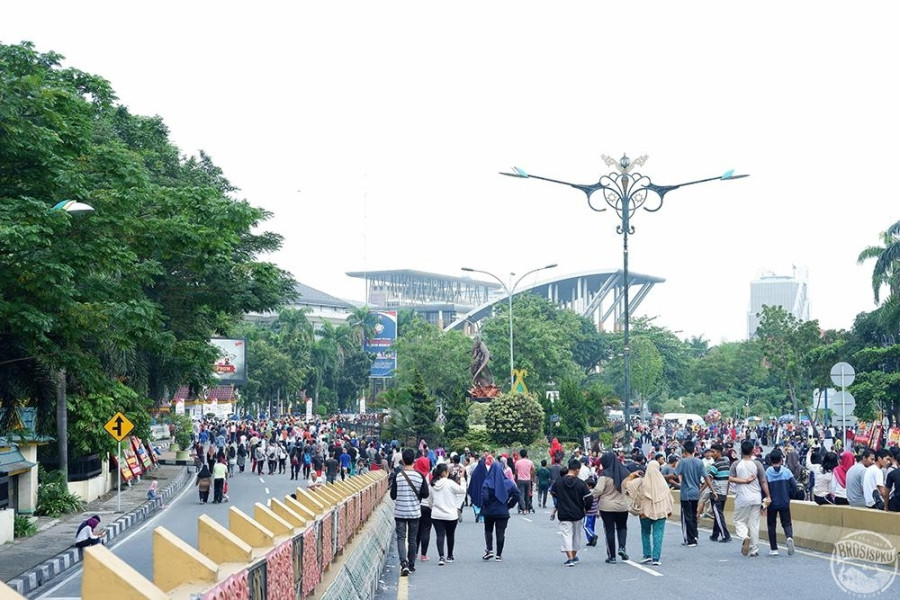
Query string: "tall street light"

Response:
xmin=49 ymin=199 xmax=95 ymax=481
xmin=461 ymin=264 xmax=558 ymax=389
xmin=501 ymin=154 xmax=747 ymax=441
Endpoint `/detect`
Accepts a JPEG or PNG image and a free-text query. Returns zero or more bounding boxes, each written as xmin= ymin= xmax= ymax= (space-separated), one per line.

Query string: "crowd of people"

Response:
xmin=185 ymin=416 xmax=388 ymax=504
xmin=387 ymin=415 xmax=900 ymax=575
xmin=155 ymin=413 xmax=900 ymax=575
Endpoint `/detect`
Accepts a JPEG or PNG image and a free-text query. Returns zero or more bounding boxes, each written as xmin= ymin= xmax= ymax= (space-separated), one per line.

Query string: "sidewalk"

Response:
xmin=1 ymin=463 xmax=190 ymax=596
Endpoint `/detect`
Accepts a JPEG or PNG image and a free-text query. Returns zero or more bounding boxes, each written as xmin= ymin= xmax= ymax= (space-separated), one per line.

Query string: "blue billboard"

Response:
xmin=365 ymin=311 xmax=397 ymax=378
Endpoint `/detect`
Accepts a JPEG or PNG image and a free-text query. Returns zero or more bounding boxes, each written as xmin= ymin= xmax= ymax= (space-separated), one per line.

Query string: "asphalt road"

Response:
xmin=31 ymin=467 xmax=313 ymax=599
xmin=377 ymin=506 xmax=898 ymax=600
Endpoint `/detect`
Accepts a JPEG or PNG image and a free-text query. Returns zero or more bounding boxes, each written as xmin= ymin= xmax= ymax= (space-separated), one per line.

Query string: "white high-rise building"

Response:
xmin=747 ymin=267 xmax=809 ymax=339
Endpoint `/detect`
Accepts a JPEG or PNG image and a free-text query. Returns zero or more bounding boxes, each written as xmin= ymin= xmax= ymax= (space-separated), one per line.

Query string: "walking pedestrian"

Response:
xmin=391 ymin=448 xmax=428 ymax=576
xmin=702 ymin=443 xmax=731 ymax=543
xmin=626 ymin=459 xmax=673 ymax=567
xmin=667 ymin=440 xmax=710 ymax=547
xmin=553 ymin=458 xmax=592 ymax=567
xmin=728 ymin=440 xmax=770 ymax=557
xmin=514 ymin=448 xmax=536 ymax=514
xmin=196 ymin=464 xmax=212 ymax=504
xmin=430 ymin=463 xmax=466 ymax=565
xmin=212 ymin=458 xmax=227 ymax=503
xmin=764 ymin=450 xmax=797 ymax=556
xmin=536 ymin=460 xmax=551 ymax=508
xmin=467 ymin=458 xmax=488 ymax=523
xmin=480 ymin=458 xmax=519 ymax=561
xmin=594 ymin=452 xmax=634 ymax=564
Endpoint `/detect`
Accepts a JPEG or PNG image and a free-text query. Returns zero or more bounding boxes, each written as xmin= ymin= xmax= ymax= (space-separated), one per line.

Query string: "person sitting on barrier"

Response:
xmin=75 ymin=515 xmax=106 ymax=548
xmin=147 ymin=480 xmax=166 ymax=508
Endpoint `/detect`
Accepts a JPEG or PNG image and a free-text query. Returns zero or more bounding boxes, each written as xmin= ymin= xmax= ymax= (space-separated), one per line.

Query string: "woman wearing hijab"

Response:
xmin=480 ymin=459 xmax=519 ymax=561
xmin=75 ymin=515 xmax=106 ymax=548
xmin=467 ymin=458 xmax=488 ymax=524
xmin=830 ymin=450 xmax=855 ymax=505
xmin=196 ymin=463 xmax=212 ymax=504
xmin=626 ymin=460 xmax=673 ymax=566
xmin=593 ymin=452 xmax=637 ymax=564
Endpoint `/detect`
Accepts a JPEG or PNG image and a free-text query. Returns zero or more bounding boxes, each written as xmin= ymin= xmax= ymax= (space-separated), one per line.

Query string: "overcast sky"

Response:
xmin=3 ymin=2 xmax=898 ymax=344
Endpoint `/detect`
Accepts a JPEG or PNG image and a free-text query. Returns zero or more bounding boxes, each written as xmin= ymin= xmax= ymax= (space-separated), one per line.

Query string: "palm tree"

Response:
xmin=858 ymin=221 xmax=900 ymax=332
xmin=347 ymin=305 xmax=377 ymax=346
xmin=858 ymin=220 xmax=900 ymax=303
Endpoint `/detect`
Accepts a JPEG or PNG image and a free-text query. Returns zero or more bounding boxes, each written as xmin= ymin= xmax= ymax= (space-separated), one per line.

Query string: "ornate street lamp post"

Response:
xmin=502 ymin=154 xmax=747 ymax=442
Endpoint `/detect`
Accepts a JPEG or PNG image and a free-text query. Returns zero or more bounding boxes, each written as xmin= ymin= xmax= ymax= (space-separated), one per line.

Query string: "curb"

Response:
xmin=5 ymin=467 xmax=191 ymax=596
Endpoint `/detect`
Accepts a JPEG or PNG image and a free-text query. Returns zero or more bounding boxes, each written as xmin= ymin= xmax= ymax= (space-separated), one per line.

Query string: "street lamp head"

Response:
xmin=51 ymin=200 xmax=94 ymax=214
xmin=720 ymin=169 xmax=750 ymax=181
xmin=544 ymin=263 xmax=558 ymax=270
xmin=461 ymin=267 xmax=474 ymax=272
xmin=499 ymin=166 xmax=529 ymax=178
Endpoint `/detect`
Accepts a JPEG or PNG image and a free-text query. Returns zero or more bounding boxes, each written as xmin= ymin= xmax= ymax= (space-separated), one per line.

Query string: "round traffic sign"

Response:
xmin=830 ymin=390 xmax=856 ymax=417
xmin=830 ymin=362 xmax=856 ymax=387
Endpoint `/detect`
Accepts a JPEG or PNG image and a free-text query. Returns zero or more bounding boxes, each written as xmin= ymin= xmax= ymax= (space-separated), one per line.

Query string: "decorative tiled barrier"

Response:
xmin=79 ymin=471 xmax=389 ymax=599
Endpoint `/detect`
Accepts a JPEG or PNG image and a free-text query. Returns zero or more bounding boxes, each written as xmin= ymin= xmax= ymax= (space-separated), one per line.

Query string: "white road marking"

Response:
xmin=521 ymin=517 xmax=532 ymax=522
xmin=259 ymin=477 xmax=265 ymax=483
xmin=623 ymin=559 xmax=664 ymax=577
xmin=265 ymin=488 xmax=270 ymax=495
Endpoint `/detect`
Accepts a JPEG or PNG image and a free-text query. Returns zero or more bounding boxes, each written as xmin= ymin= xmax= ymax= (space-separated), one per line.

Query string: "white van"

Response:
xmin=663 ymin=412 xmax=705 ymax=426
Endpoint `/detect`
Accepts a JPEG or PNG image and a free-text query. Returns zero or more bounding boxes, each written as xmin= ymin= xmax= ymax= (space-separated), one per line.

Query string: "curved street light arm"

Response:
xmin=460 ymin=267 xmax=509 ymax=295
xmin=501 ymin=169 xmax=610 ymax=212
xmin=512 ymin=263 xmax=558 ymax=294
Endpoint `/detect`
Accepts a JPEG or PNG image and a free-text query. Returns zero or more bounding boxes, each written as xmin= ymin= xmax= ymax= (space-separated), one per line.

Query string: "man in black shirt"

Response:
xmin=324 ymin=451 xmax=340 ymax=484
xmin=886 ymin=447 xmax=900 ymax=512
xmin=552 ymin=459 xmax=591 ymax=566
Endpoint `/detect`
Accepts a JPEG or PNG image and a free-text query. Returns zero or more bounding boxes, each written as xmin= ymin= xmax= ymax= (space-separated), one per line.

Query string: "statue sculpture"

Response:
xmin=471 ymin=337 xmax=493 ymax=386
xmin=469 ymin=336 xmax=500 ymax=400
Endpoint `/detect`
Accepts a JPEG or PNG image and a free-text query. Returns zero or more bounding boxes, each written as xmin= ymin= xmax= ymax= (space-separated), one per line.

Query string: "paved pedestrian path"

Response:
xmin=378 ymin=506 xmax=896 ymax=599
xmin=1 ymin=463 xmax=188 ymax=596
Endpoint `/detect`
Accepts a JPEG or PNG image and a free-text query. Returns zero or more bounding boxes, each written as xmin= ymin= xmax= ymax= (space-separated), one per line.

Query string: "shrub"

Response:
xmin=35 ymin=469 xmax=83 ymax=517
xmin=485 ymin=392 xmax=545 ymax=447
xmin=448 ymin=429 xmax=491 ymax=454
xmin=14 ymin=514 xmax=37 ymax=538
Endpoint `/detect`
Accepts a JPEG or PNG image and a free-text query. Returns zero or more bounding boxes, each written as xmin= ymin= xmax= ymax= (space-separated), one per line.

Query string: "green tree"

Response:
xmin=0 ymin=42 xmax=293 ymax=466
xmin=485 ymin=392 xmax=545 ymax=446
xmin=756 ymin=305 xmax=823 ymax=417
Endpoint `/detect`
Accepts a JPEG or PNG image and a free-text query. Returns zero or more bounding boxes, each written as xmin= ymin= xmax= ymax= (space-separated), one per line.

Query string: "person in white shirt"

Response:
xmin=728 ymin=441 xmax=770 ymax=558
xmin=863 ymin=449 xmax=890 ymax=510
xmin=429 ymin=463 xmax=467 ymax=565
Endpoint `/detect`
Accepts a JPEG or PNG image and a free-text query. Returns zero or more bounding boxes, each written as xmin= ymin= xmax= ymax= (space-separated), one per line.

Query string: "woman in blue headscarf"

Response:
xmin=467 ymin=458 xmax=488 ymax=523
xmin=480 ymin=459 xmax=520 ymax=561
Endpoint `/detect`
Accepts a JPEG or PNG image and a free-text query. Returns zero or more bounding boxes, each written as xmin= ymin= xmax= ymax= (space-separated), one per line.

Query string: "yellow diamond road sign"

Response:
xmin=104 ymin=412 xmax=134 ymax=442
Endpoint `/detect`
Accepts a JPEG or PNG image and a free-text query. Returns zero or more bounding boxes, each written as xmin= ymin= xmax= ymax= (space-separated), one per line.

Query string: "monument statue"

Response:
xmin=471 ymin=337 xmax=494 ymax=387
xmin=469 ymin=335 xmax=500 ymax=400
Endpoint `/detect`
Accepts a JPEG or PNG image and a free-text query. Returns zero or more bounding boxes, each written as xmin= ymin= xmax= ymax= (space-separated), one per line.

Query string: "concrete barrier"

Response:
xmin=79 ymin=471 xmax=389 ymax=599
xmin=668 ymin=490 xmax=900 ymax=555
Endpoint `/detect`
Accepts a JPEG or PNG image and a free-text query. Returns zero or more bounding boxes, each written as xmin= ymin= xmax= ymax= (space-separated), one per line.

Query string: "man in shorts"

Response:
xmin=552 ymin=458 xmax=591 ymax=567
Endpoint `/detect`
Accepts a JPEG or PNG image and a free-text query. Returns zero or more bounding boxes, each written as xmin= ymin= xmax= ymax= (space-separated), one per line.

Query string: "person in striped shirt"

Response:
xmin=391 ymin=448 xmax=429 ymax=576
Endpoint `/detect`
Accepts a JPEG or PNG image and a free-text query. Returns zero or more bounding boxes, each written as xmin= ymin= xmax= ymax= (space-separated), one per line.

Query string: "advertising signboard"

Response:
xmin=365 ymin=311 xmax=397 ymax=378
xmin=211 ymin=338 xmax=247 ymax=384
